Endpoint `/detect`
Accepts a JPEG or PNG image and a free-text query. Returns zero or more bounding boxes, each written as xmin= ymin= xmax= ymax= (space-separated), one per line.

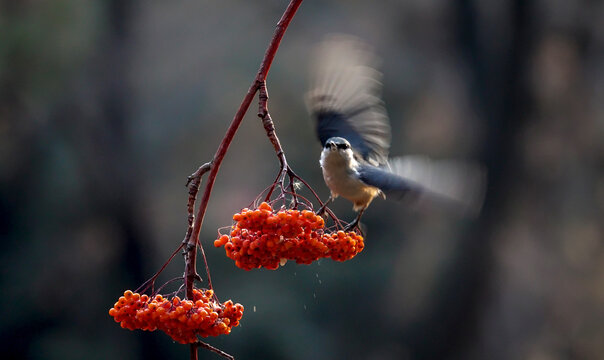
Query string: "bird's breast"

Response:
xmin=320 ymin=152 xmax=380 ymax=210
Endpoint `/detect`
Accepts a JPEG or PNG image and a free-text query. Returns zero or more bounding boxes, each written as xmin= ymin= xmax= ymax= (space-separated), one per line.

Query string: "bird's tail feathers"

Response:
xmin=388 ymin=156 xmax=486 ymax=217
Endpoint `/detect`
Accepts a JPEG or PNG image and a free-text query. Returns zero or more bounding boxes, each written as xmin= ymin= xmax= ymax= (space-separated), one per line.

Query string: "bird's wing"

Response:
xmin=306 ymin=34 xmax=391 ymax=166
xmin=357 ymin=156 xmax=486 ymax=216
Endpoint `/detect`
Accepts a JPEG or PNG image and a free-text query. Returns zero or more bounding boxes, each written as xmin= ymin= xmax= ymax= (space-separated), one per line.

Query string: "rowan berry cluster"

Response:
xmin=214 ymin=202 xmax=364 ymax=270
xmin=109 ymin=289 xmax=244 ymax=344
xmin=322 ymin=230 xmax=365 ymax=262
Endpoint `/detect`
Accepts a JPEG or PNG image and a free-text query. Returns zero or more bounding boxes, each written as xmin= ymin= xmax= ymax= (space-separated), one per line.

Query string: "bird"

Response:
xmin=306 ymin=35 xmax=485 ymax=230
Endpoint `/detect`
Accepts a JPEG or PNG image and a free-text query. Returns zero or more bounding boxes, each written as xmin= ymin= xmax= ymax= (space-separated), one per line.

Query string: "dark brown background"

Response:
xmin=1 ymin=0 xmax=603 ymax=359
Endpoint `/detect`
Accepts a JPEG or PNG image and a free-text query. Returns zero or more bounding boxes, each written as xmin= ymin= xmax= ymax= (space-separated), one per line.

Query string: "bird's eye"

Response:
xmin=336 ymin=143 xmax=350 ymax=150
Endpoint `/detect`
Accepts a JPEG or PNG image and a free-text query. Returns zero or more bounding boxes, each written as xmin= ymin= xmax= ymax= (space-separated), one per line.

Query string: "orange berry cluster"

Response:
xmin=214 ymin=202 xmax=364 ymax=270
xmin=109 ymin=289 xmax=243 ymax=344
xmin=322 ymin=230 xmax=365 ymax=262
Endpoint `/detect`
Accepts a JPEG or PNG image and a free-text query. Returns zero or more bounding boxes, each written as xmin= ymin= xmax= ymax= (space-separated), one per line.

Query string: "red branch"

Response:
xmin=194 ymin=340 xmax=235 ymax=360
xmin=184 ymin=1 xmax=303 ymax=359
xmin=257 ymin=83 xmax=342 ymax=226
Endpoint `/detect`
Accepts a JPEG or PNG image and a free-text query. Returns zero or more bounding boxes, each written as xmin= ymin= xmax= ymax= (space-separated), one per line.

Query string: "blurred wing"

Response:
xmin=358 ymin=157 xmax=486 ymax=216
xmin=306 ymin=34 xmax=391 ymax=166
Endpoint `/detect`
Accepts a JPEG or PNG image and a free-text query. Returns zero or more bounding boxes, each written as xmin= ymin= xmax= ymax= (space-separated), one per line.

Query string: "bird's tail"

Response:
xmin=387 ymin=156 xmax=487 ymax=217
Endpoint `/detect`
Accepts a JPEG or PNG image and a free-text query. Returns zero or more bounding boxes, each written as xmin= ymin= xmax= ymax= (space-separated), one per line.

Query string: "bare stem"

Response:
xmin=258 ymin=82 xmax=287 ymax=168
xmin=183 ymin=162 xmax=212 ymax=301
xmin=194 ymin=340 xmax=235 ymax=360
xmin=190 ymin=344 xmax=198 ymax=360
xmin=135 ymin=244 xmax=185 ymax=294
xmin=257 ymin=82 xmax=297 ymax=206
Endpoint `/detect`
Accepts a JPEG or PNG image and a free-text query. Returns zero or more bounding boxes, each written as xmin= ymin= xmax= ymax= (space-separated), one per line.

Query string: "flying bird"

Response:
xmin=306 ymin=35 xmax=485 ymax=230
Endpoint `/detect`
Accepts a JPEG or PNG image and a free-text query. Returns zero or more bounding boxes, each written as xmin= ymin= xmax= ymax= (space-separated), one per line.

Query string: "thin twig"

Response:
xmin=259 ymin=84 xmax=302 ymax=209
xmin=258 ymin=82 xmax=287 ymax=167
xmin=287 ymin=169 xmax=342 ymax=228
xmin=135 ymin=243 xmax=186 ymax=294
xmin=183 ymin=163 xmax=212 ymax=307
xmin=182 ymin=162 xmax=213 ymax=289
xmin=190 ymin=344 xmax=199 ymax=360
xmin=194 ymin=340 xmax=235 ymax=360
xmin=154 ymin=276 xmax=185 ymax=296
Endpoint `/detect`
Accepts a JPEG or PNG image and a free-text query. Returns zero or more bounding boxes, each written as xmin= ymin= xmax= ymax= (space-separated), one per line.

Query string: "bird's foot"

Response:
xmin=317 ymin=204 xmax=328 ymax=218
xmin=343 ymin=220 xmax=359 ymax=232
xmin=192 ymin=272 xmax=203 ymax=283
xmin=343 ymin=208 xmax=365 ymax=232
xmin=316 ymin=197 xmax=333 ymax=218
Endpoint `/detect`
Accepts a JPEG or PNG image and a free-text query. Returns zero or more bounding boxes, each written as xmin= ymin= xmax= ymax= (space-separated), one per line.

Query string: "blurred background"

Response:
xmin=2 ymin=0 xmax=604 ymax=359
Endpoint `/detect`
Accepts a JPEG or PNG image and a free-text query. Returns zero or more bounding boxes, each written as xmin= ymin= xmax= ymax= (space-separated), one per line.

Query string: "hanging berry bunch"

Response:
xmin=109 ymin=289 xmax=244 ymax=344
xmin=109 ymin=2 xmax=342 ymax=359
xmin=215 ymin=202 xmax=364 ymax=270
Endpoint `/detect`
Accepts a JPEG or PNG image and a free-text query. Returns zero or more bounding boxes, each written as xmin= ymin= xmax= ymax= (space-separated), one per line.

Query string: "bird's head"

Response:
xmin=325 ymin=137 xmax=351 ymax=151
xmin=323 ymin=137 xmax=355 ymax=163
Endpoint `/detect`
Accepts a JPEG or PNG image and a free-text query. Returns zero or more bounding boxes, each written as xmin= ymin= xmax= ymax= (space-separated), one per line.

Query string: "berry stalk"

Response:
xmin=257 ymin=82 xmax=342 ymax=227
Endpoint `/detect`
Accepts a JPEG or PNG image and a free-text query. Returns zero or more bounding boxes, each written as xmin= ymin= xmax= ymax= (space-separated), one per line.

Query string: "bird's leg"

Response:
xmin=344 ymin=208 xmax=366 ymax=231
xmin=316 ymin=195 xmax=333 ymax=217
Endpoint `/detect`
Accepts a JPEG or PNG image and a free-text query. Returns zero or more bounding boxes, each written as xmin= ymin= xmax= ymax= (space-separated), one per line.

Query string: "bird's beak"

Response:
xmin=326 ymin=142 xmax=336 ymax=151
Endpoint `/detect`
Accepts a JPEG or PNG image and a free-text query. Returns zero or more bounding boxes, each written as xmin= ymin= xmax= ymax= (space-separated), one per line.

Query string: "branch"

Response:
xmin=183 ymin=162 xmax=212 ymax=298
xmin=194 ymin=340 xmax=235 ymax=360
xmin=258 ymin=82 xmax=286 ymax=168
xmin=184 ymin=0 xmax=303 ymax=358
xmin=257 ymin=82 xmax=292 ymax=201
xmin=185 ymin=0 xmax=303 ymax=292
xmin=257 ymin=81 xmax=345 ymax=227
